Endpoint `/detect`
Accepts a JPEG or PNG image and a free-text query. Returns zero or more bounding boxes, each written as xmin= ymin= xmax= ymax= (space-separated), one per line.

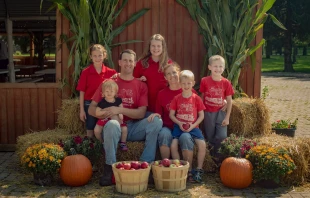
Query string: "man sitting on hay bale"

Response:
xmin=89 ymin=49 xmax=166 ymax=186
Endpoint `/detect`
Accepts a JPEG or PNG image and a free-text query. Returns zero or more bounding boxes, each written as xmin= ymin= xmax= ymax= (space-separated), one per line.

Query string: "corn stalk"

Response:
xmin=49 ymin=0 xmax=148 ymax=94
xmin=176 ymin=0 xmax=285 ymax=93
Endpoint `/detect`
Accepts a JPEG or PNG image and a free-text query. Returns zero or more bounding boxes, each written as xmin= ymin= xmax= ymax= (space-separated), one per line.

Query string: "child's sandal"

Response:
xmin=192 ymin=168 xmax=204 ymax=183
xmin=187 ymin=172 xmax=195 ymax=183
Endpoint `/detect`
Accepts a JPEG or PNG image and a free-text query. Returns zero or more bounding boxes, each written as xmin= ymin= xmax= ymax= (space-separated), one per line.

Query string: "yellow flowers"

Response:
xmin=21 ymin=143 xmax=65 ymax=174
xmin=246 ymin=145 xmax=296 ymax=184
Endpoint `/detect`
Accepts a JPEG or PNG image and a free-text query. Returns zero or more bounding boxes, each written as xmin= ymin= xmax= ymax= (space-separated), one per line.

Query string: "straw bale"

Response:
xmin=228 ymin=98 xmax=271 ymax=138
xmin=16 ymin=128 xmax=75 ymax=159
xmin=96 ymin=141 xmax=216 ymax=173
xmin=256 ymin=134 xmax=310 ymax=185
xmin=57 ymin=98 xmax=84 ymax=134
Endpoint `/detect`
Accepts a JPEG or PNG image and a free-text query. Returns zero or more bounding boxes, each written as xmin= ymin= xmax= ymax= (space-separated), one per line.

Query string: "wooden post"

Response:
xmin=5 ymin=18 xmax=15 ymax=83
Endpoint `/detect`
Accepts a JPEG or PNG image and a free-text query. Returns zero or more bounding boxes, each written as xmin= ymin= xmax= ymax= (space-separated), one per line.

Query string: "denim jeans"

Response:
xmin=158 ymin=127 xmax=195 ymax=151
xmin=102 ymin=117 xmax=162 ymax=165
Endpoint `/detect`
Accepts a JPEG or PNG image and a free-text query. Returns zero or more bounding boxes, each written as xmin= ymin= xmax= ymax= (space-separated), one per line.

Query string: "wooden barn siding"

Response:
xmin=111 ymin=0 xmax=206 ymax=82
xmin=0 ymin=84 xmax=62 ymax=145
xmin=111 ymin=0 xmax=262 ymax=96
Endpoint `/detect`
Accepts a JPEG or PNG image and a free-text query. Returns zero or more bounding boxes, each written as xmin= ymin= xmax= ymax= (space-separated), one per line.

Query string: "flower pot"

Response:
xmin=272 ymin=128 xmax=296 ymax=137
xmin=33 ymin=172 xmax=53 ymax=186
xmin=256 ymin=179 xmax=279 ymax=189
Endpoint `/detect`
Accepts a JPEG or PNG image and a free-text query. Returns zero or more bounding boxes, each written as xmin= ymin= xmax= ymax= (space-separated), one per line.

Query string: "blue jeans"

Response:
xmin=84 ymin=100 xmax=98 ymax=130
xmin=158 ymin=127 xmax=195 ymax=151
xmin=102 ymin=117 xmax=163 ymax=165
xmin=172 ymin=124 xmax=204 ymax=140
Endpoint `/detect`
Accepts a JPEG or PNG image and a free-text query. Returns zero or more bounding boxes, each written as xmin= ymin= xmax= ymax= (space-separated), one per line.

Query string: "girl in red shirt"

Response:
xmin=76 ymin=44 xmax=117 ymax=138
xmin=133 ymin=34 xmax=172 ymax=113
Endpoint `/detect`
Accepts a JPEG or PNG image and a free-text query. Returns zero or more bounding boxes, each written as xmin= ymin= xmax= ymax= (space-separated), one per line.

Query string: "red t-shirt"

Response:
xmin=76 ymin=64 xmax=117 ymax=100
xmin=169 ymin=93 xmax=205 ymax=128
xmin=92 ymin=75 xmax=148 ymax=122
xmin=199 ymin=76 xmax=234 ymax=112
xmin=133 ymin=58 xmax=172 ymax=112
xmin=156 ymin=87 xmax=197 ymax=129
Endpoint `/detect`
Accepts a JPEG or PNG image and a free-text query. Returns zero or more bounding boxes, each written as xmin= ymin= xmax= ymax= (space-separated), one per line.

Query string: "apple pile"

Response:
xmin=115 ymin=161 xmax=149 ymax=170
xmin=153 ymin=158 xmax=186 ymax=168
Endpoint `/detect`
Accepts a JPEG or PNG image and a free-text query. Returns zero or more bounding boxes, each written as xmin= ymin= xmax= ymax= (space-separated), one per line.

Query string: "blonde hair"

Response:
xmin=179 ymin=70 xmax=195 ymax=82
xmin=208 ymin=55 xmax=225 ymax=66
xmin=89 ymin=44 xmax=107 ymax=57
xmin=163 ymin=62 xmax=181 ymax=76
xmin=139 ymin=34 xmax=169 ymax=72
xmin=101 ymin=79 xmax=118 ymax=97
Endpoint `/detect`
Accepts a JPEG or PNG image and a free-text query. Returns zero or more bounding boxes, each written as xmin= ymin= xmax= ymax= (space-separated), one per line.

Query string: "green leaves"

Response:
xmin=50 ymin=0 xmax=148 ymax=95
xmin=177 ymin=0 xmax=285 ymax=93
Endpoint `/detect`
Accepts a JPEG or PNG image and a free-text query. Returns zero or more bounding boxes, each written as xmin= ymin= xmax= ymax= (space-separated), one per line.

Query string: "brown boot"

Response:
xmin=99 ymin=164 xmax=113 ymax=186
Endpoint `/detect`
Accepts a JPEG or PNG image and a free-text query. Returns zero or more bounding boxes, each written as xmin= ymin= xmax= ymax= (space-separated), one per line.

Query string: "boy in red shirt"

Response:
xmin=199 ymin=55 xmax=234 ymax=159
xmin=169 ymin=70 xmax=206 ymax=183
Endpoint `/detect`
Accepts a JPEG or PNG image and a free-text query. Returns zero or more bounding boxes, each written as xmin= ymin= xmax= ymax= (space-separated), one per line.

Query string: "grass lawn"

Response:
xmin=262 ymin=55 xmax=310 ymax=73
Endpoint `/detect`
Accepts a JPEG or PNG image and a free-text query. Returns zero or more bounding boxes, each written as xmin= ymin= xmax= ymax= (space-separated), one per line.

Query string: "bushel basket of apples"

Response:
xmin=151 ymin=158 xmax=189 ymax=192
xmin=112 ymin=161 xmax=151 ymax=195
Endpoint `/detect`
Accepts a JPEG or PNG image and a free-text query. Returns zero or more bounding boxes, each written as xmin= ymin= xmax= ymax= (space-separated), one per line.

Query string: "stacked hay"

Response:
xmin=16 ymin=128 xmax=75 ymax=158
xmin=96 ymin=142 xmax=216 ymax=173
xmin=228 ymin=98 xmax=271 ymax=138
xmin=257 ymin=134 xmax=310 ymax=185
xmin=57 ymin=98 xmax=84 ymax=134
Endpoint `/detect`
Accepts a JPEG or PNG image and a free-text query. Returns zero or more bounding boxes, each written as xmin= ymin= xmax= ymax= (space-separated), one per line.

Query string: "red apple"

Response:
xmin=131 ymin=161 xmax=141 ymax=169
xmin=161 ymin=158 xmax=171 ymax=167
xmin=182 ymin=123 xmax=190 ymax=130
xmin=119 ymin=167 xmax=124 ymax=170
xmin=140 ymin=162 xmax=149 ymax=169
xmin=116 ymin=162 xmax=124 ymax=169
xmin=130 ymin=168 xmax=135 ymax=170
xmin=123 ymin=163 xmax=131 ymax=170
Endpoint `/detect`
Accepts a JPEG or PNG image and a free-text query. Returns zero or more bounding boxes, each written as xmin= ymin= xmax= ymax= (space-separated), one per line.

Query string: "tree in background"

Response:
xmin=263 ymin=0 xmax=310 ymax=71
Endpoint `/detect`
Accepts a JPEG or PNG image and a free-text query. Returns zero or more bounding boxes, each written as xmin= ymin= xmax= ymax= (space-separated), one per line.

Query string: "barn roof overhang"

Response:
xmin=0 ymin=0 xmax=56 ymax=34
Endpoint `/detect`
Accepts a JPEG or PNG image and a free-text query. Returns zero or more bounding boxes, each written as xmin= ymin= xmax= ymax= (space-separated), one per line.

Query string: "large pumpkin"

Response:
xmin=60 ymin=153 xmax=92 ymax=187
xmin=220 ymin=157 xmax=253 ymax=189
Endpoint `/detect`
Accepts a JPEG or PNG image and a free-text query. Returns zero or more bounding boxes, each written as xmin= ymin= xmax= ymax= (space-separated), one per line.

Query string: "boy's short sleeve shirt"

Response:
xmin=92 ymin=75 xmax=148 ymax=122
xmin=199 ymin=76 xmax=234 ymax=112
xmin=76 ymin=64 xmax=117 ymax=100
xmin=169 ymin=93 xmax=205 ymax=127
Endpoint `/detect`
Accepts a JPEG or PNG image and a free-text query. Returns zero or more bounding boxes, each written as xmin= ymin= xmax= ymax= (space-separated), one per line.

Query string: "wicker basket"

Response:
xmin=112 ymin=161 xmax=151 ymax=195
xmin=151 ymin=160 xmax=189 ymax=192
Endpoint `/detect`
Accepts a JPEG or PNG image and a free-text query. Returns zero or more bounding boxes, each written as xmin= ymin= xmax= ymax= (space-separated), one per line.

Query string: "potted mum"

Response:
xmin=271 ymin=118 xmax=298 ymax=137
xmin=21 ymin=143 xmax=65 ymax=186
xmin=59 ymin=135 xmax=102 ymax=165
xmin=246 ymin=145 xmax=296 ymax=188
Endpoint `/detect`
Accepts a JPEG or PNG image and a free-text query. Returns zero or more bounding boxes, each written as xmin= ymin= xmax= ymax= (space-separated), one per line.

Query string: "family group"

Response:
xmin=76 ymin=34 xmax=234 ymax=186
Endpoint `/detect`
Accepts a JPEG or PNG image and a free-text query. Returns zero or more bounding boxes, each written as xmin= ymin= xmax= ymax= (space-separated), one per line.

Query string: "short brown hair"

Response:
xmin=119 ymin=49 xmax=136 ymax=60
xmin=163 ymin=62 xmax=181 ymax=76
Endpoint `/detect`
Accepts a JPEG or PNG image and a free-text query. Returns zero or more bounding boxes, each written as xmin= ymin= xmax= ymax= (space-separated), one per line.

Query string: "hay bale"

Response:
xmin=228 ymin=98 xmax=271 ymax=138
xmin=57 ymin=98 xmax=84 ymax=134
xmin=256 ymin=134 xmax=310 ymax=185
xmin=16 ymin=128 xmax=75 ymax=159
xmin=96 ymin=142 xmax=216 ymax=173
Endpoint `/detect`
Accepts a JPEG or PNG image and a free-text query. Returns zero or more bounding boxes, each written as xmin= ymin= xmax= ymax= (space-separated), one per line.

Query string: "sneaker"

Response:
xmin=99 ymin=164 xmax=113 ymax=186
xmin=119 ymin=142 xmax=128 ymax=151
xmin=191 ymin=168 xmax=204 ymax=183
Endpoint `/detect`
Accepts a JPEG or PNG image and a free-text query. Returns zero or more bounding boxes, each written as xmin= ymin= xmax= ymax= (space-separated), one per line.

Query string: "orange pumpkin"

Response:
xmin=60 ymin=153 xmax=92 ymax=187
xmin=220 ymin=157 xmax=253 ymax=189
